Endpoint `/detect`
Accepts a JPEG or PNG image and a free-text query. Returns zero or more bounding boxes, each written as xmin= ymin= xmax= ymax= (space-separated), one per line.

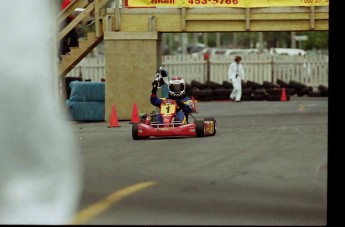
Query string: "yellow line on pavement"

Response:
xmin=71 ymin=181 xmax=156 ymax=224
xmin=298 ymin=104 xmax=305 ymax=112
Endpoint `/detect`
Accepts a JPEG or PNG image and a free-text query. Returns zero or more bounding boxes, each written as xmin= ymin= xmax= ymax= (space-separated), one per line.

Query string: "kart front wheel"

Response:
xmin=132 ymin=123 xmax=140 ymax=140
xmin=132 ymin=123 xmax=149 ymax=140
xmin=195 ymin=120 xmax=205 ymax=137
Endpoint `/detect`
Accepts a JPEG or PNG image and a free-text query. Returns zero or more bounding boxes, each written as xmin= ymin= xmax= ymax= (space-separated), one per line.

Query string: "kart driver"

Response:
xmin=150 ymin=71 xmax=194 ymax=124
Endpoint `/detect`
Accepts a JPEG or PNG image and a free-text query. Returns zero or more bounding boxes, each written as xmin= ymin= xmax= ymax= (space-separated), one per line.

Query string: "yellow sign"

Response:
xmin=160 ymin=103 xmax=176 ymax=115
xmin=125 ymin=0 xmax=329 ymax=8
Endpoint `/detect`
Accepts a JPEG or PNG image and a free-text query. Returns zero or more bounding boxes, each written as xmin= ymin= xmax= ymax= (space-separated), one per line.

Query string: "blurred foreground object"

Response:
xmin=0 ymin=0 xmax=82 ymax=224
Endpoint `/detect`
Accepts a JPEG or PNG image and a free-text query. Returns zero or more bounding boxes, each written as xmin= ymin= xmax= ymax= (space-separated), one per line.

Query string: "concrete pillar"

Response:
xmin=104 ymin=32 xmax=162 ymax=120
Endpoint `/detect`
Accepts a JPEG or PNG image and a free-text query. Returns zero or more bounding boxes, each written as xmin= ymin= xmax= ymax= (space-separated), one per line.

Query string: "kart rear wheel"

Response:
xmin=195 ymin=120 xmax=205 ymax=137
xmin=204 ymin=117 xmax=216 ymax=136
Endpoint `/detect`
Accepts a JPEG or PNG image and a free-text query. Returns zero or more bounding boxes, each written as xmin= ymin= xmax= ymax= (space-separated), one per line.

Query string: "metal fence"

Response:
xmin=66 ymin=54 xmax=328 ymax=87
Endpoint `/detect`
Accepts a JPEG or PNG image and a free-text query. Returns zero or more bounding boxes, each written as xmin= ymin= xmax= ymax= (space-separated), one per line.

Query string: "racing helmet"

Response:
xmin=168 ymin=76 xmax=186 ymax=98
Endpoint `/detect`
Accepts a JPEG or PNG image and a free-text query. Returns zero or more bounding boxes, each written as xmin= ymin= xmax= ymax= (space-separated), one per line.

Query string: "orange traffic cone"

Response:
xmin=129 ymin=102 xmax=140 ymax=124
xmin=107 ymin=104 xmax=121 ymax=128
xmin=192 ymin=96 xmax=198 ymax=113
xmin=280 ymin=88 xmax=287 ymax=102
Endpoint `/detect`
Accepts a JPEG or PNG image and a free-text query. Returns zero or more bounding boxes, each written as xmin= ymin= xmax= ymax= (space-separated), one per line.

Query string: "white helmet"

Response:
xmin=168 ymin=76 xmax=186 ymax=98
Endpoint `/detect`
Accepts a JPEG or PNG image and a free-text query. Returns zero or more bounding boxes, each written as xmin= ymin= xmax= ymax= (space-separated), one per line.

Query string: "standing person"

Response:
xmin=58 ymin=0 xmax=79 ymax=62
xmin=228 ymin=56 xmax=245 ymax=102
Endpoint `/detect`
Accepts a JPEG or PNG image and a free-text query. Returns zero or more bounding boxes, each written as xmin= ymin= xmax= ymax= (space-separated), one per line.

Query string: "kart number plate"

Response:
xmin=160 ymin=103 xmax=176 ymax=115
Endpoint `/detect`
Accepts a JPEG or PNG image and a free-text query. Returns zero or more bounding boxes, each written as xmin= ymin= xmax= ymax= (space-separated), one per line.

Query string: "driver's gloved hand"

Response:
xmin=176 ymin=100 xmax=185 ymax=109
xmin=151 ymin=80 xmax=158 ymax=94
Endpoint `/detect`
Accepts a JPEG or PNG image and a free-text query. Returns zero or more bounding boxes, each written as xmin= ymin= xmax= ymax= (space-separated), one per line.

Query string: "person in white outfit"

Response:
xmin=228 ymin=56 xmax=245 ymax=102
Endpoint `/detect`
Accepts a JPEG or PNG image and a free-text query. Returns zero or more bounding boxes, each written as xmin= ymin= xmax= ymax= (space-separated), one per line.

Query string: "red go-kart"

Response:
xmin=132 ymin=99 xmax=216 ymax=140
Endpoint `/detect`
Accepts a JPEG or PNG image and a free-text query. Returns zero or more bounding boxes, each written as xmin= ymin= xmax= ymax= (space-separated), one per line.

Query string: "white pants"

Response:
xmin=230 ymin=78 xmax=242 ymax=101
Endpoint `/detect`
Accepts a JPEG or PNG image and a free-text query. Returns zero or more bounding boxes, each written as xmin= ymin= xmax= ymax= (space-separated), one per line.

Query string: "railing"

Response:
xmin=57 ymin=0 xmax=109 ymax=42
xmin=66 ymin=54 xmax=329 ymax=87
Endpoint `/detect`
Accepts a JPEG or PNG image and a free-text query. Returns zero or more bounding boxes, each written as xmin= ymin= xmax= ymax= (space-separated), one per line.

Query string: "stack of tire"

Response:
xmin=277 ymin=79 xmax=328 ymax=98
xmin=187 ymin=79 xmax=328 ymax=102
xmin=190 ymin=80 xmax=214 ymax=101
xmin=245 ymin=80 xmax=264 ymax=101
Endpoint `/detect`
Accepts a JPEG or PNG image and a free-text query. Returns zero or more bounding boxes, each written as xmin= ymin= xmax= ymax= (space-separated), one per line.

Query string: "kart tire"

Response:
xmin=289 ymin=80 xmax=307 ymax=91
xmin=204 ymin=117 xmax=216 ymax=136
xmin=193 ymin=88 xmax=213 ymax=99
xmin=266 ymin=94 xmax=290 ymax=101
xmin=213 ymin=87 xmax=231 ymax=96
xmin=251 ymin=94 xmax=265 ymax=101
xmin=253 ymin=89 xmax=266 ymax=96
xmin=191 ymin=80 xmax=207 ymax=89
xmin=132 ymin=123 xmax=141 ymax=140
xmin=297 ymin=86 xmax=313 ymax=97
xmin=246 ymin=80 xmax=263 ymax=90
xmin=318 ymin=85 xmax=328 ymax=97
xmin=240 ymin=95 xmax=251 ymax=101
xmin=222 ymin=80 xmax=233 ymax=89
xmin=195 ymin=120 xmax=205 ymax=137
xmin=213 ymin=95 xmax=230 ymax=100
xmin=263 ymin=81 xmax=279 ymax=89
xmin=132 ymin=123 xmax=149 ymax=140
xmin=266 ymin=88 xmax=284 ymax=96
xmin=206 ymin=81 xmax=223 ymax=90
xmin=242 ymin=88 xmax=253 ymax=96
xmin=307 ymin=91 xmax=323 ymax=97
xmin=276 ymin=79 xmax=289 ymax=88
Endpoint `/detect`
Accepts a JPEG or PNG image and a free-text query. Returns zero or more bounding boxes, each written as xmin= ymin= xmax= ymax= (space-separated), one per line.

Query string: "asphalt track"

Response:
xmin=70 ymin=96 xmax=328 ymax=225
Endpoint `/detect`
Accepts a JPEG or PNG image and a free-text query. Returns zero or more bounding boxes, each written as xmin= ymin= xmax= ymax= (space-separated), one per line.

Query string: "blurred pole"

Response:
xmin=181 ymin=33 xmax=188 ymax=54
xmin=203 ymin=33 xmax=208 ymax=46
xmin=258 ymin=32 xmax=264 ymax=52
xmin=216 ymin=32 xmax=221 ymax=47
xmin=291 ymin=32 xmax=296 ymax=48
xmin=0 ymin=0 xmax=81 ymax=224
xmin=233 ymin=32 xmax=237 ymax=48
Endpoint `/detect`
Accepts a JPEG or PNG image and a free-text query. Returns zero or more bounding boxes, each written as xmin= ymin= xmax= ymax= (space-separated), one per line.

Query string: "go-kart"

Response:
xmin=132 ymin=98 xmax=216 ymax=140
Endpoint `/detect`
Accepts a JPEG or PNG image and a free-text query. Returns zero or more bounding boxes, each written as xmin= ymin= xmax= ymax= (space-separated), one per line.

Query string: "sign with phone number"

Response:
xmin=125 ymin=0 xmax=329 ymax=8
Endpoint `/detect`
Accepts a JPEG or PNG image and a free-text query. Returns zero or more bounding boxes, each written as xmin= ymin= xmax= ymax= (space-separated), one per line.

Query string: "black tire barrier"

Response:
xmin=266 ymin=88 xmax=284 ymax=96
xmin=198 ymin=96 xmax=214 ymax=101
xmin=253 ymin=89 xmax=266 ymax=96
xmin=241 ymin=80 xmax=248 ymax=89
xmin=276 ymin=79 xmax=289 ymax=88
xmin=222 ymin=80 xmax=233 ymax=89
xmin=286 ymin=88 xmax=297 ymax=96
xmin=318 ymin=85 xmax=328 ymax=97
xmin=213 ymin=87 xmax=232 ymax=96
xmin=263 ymin=81 xmax=279 ymax=89
xmin=246 ymin=80 xmax=263 ymax=90
xmin=241 ymin=95 xmax=251 ymax=101
xmin=297 ymin=86 xmax=313 ymax=97
xmin=251 ymin=94 xmax=266 ymax=101
xmin=191 ymin=80 xmax=208 ymax=89
xmin=185 ymin=82 xmax=192 ymax=91
xmin=193 ymin=88 xmax=213 ymax=99
xmin=213 ymin=95 xmax=231 ymax=100
xmin=289 ymin=80 xmax=307 ymax=91
xmin=307 ymin=91 xmax=324 ymax=97
xmin=242 ymin=88 xmax=253 ymax=96
xmin=266 ymin=94 xmax=290 ymax=101
xmin=206 ymin=81 xmax=223 ymax=90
